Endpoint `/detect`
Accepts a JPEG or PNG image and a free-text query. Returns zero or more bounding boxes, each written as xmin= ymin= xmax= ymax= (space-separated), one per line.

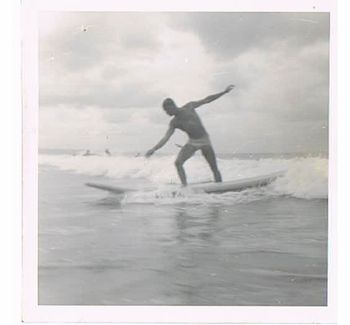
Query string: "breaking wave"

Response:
xmin=39 ymin=153 xmax=328 ymax=203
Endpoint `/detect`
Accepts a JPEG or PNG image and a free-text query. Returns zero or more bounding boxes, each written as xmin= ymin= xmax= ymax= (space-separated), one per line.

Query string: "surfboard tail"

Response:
xmin=85 ymin=182 xmax=131 ymax=194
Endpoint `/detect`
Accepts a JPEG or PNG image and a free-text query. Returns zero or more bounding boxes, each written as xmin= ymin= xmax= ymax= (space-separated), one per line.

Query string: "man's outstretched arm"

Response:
xmin=187 ymin=84 xmax=235 ymax=109
xmin=145 ymin=124 xmax=175 ymax=157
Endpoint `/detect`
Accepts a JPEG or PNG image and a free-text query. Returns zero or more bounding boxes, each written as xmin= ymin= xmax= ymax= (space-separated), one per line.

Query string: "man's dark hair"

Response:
xmin=162 ymin=98 xmax=175 ymax=109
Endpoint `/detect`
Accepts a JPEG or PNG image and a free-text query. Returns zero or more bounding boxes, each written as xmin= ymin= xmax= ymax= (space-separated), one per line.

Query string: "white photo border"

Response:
xmin=22 ymin=0 xmax=336 ymax=323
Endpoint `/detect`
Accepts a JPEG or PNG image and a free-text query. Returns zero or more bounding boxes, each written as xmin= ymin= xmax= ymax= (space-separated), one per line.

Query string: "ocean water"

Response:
xmin=38 ymin=153 xmax=328 ymax=305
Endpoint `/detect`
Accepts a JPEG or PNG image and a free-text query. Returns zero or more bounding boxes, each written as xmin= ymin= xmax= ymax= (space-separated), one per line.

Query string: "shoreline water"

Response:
xmin=39 ymin=148 xmax=329 ymax=159
xmin=38 ymin=160 xmax=328 ymax=305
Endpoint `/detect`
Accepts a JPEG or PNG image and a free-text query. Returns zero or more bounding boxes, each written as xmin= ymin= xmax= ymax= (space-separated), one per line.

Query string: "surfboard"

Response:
xmin=187 ymin=170 xmax=285 ymax=193
xmin=85 ymin=170 xmax=285 ymax=194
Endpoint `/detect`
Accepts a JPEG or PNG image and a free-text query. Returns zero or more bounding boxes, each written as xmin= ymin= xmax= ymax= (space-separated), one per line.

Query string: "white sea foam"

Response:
xmin=39 ymin=154 xmax=328 ymax=202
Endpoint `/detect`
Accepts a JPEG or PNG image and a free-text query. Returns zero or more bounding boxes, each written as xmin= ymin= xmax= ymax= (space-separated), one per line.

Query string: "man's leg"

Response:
xmin=175 ymin=144 xmax=197 ymax=186
xmin=201 ymin=145 xmax=222 ymax=182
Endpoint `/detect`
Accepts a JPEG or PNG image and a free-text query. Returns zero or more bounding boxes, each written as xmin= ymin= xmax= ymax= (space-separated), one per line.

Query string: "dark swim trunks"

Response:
xmin=187 ymin=135 xmax=211 ymax=150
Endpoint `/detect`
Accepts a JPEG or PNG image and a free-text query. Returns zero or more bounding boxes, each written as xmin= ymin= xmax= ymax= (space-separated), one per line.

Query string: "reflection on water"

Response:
xmin=175 ymin=206 xmax=220 ymax=244
xmin=91 ymin=196 xmax=123 ymax=209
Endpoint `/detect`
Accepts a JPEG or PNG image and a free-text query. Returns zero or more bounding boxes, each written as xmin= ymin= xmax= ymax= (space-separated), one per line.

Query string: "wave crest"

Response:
xmin=39 ymin=154 xmax=328 ymax=201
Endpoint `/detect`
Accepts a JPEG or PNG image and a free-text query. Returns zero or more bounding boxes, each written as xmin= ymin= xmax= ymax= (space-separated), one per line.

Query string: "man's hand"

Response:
xmin=145 ymin=149 xmax=155 ymax=158
xmin=225 ymin=84 xmax=235 ymax=93
xmin=188 ymin=85 xmax=236 ymax=109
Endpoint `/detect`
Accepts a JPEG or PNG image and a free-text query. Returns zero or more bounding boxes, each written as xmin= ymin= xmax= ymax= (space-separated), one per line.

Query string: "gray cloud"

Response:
xmin=170 ymin=12 xmax=329 ymax=59
xmin=40 ymin=78 xmax=165 ymax=109
xmin=39 ymin=12 xmax=329 ymax=153
xmin=40 ymin=12 xmax=162 ymax=71
xmin=40 ymin=12 xmax=167 ymax=108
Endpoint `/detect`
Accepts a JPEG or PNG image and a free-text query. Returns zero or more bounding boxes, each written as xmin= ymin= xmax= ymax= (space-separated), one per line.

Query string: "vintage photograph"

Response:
xmin=38 ymin=11 xmax=329 ymax=307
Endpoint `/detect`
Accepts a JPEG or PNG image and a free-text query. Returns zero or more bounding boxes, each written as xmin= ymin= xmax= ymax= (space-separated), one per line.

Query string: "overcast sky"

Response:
xmin=39 ymin=12 xmax=329 ymax=154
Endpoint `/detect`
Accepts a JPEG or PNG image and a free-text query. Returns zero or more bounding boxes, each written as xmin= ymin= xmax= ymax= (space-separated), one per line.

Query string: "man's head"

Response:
xmin=162 ymin=98 xmax=178 ymax=116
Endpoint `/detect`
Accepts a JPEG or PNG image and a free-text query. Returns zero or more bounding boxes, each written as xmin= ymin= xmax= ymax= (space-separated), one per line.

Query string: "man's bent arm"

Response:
xmin=145 ymin=125 xmax=175 ymax=157
xmin=188 ymin=85 xmax=234 ymax=109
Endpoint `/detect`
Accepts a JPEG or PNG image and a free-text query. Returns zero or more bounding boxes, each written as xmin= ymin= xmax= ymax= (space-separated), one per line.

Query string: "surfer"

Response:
xmin=145 ymin=85 xmax=235 ymax=186
xmin=83 ymin=150 xmax=92 ymax=156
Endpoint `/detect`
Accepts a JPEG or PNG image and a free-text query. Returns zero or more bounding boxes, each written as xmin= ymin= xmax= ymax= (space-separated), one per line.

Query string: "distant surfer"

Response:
xmin=145 ymin=85 xmax=235 ymax=186
xmin=83 ymin=150 xmax=92 ymax=156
